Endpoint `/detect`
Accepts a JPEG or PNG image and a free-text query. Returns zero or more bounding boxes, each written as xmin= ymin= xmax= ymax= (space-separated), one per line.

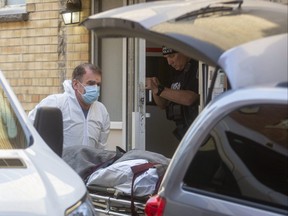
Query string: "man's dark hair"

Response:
xmin=72 ymin=63 xmax=102 ymax=82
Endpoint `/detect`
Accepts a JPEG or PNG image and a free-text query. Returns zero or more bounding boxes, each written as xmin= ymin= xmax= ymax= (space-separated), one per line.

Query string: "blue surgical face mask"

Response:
xmin=78 ymin=82 xmax=100 ymax=104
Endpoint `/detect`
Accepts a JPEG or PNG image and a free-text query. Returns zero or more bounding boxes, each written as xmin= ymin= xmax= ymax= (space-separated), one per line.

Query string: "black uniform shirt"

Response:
xmin=166 ymin=59 xmax=199 ymax=140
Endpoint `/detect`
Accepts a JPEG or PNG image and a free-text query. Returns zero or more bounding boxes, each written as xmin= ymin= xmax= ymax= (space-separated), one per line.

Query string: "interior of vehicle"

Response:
xmin=183 ymin=103 xmax=288 ymax=211
xmin=0 ymin=87 xmax=27 ymax=149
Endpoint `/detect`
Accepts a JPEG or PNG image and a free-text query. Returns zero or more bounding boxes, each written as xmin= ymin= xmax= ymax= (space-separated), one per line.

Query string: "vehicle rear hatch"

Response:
xmin=82 ymin=0 xmax=287 ymax=88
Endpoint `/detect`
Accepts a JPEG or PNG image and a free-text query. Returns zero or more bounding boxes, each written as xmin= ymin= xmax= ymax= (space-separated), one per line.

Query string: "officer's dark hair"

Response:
xmin=72 ymin=63 xmax=102 ymax=82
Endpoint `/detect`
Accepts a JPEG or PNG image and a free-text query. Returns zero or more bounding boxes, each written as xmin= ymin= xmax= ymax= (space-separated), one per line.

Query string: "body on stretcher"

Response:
xmin=86 ymin=159 xmax=163 ymax=216
xmin=62 ymin=146 xmax=170 ymax=216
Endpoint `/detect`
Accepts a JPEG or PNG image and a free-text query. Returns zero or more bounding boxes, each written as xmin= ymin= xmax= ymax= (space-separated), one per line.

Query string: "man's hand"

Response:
xmin=146 ymin=77 xmax=160 ymax=94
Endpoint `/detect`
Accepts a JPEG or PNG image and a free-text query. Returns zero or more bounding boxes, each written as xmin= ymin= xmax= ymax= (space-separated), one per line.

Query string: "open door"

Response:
xmin=145 ymin=43 xmax=179 ymax=158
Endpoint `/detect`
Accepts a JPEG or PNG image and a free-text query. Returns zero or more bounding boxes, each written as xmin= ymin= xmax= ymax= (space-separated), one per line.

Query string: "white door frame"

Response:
xmin=131 ymin=38 xmax=146 ymax=150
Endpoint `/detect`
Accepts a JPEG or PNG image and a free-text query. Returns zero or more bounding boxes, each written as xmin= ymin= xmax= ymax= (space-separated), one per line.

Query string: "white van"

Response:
xmin=0 ymin=70 xmax=97 ymax=215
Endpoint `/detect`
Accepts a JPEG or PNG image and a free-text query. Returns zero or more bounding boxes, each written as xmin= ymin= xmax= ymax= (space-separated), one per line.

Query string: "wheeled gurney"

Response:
xmin=88 ymin=185 xmax=148 ymax=215
xmin=62 ymin=146 xmax=170 ymax=216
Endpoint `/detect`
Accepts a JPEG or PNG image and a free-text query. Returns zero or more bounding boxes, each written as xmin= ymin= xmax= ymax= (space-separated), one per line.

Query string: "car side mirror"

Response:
xmin=33 ymin=107 xmax=63 ymax=157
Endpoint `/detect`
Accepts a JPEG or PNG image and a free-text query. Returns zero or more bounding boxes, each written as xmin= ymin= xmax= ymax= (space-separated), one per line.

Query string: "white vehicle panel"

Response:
xmin=219 ymin=34 xmax=288 ymax=89
xmin=0 ymin=70 xmax=95 ymax=215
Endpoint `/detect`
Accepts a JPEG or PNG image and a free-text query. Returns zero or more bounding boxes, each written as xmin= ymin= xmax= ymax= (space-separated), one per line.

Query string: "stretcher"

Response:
xmin=88 ymin=185 xmax=148 ymax=216
xmin=62 ymin=146 xmax=170 ymax=215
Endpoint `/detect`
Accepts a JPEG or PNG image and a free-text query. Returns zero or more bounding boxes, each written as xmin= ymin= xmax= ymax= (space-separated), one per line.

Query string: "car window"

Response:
xmin=205 ymin=67 xmax=229 ymax=105
xmin=0 ymin=86 xmax=27 ymax=149
xmin=183 ymin=104 xmax=288 ymax=211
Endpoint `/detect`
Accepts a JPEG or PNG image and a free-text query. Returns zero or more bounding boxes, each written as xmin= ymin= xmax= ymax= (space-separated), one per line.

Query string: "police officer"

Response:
xmin=146 ymin=46 xmax=199 ymax=141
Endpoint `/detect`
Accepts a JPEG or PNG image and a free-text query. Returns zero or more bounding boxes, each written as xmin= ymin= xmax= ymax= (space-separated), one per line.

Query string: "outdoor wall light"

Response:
xmin=61 ymin=0 xmax=82 ymax=25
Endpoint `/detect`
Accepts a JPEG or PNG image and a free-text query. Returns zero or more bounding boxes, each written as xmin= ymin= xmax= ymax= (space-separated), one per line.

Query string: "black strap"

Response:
xmin=130 ymin=162 xmax=156 ymax=216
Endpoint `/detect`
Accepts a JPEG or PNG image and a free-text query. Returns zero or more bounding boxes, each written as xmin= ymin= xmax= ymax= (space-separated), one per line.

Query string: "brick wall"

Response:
xmin=0 ymin=0 xmax=91 ymax=113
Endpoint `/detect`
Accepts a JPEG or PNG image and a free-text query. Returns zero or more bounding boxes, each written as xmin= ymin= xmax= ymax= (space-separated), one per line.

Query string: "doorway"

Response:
xmin=145 ymin=46 xmax=179 ymax=158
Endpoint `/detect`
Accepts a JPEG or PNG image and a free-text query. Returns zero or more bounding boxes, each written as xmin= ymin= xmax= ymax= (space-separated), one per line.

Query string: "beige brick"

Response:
xmin=0 ymin=30 xmax=22 ymax=37
xmin=36 ymin=2 xmax=60 ymax=11
xmin=27 ymin=44 xmax=58 ymax=53
xmin=22 ymin=36 xmax=58 ymax=45
xmin=67 ymin=26 xmax=89 ymax=35
xmin=26 ymin=3 xmax=36 ymax=12
xmin=67 ymin=35 xmax=82 ymax=43
xmin=2 ymin=68 xmax=22 ymax=77
xmin=31 ymin=94 xmax=40 ymax=103
xmin=22 ymin=53 xmax=58 ymax=62
xmin=26 ymin=19 xmax=59 ymax=28
xmin=0 ymin=38 xmax=22 ymax=46
xmin=0 ymin=54 xmax=21 ymax=62
xmin=0 ymin=0 xmax=91 ymax=112
xmin=0 ymin=46 xmax=24 ymax=55
xmin=29 ymin=11 xmax=59 ymax=20
xmin=21 ymin=28 xmax=58 ymax=37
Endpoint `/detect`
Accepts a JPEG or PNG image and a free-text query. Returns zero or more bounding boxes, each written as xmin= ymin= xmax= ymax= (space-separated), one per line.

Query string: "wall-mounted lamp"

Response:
xmin=61 ymin=0 xmax=82 ymax=25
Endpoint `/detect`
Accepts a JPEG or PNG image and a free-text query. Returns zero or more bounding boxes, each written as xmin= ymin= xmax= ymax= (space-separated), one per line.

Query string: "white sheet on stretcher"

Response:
xmin=86 ymin=159 xmax=159 ymax=197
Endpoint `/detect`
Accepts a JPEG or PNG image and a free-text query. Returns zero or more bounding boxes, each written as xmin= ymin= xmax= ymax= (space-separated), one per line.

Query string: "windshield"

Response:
xmin=0 ymin=86 xmax=28 ymax=149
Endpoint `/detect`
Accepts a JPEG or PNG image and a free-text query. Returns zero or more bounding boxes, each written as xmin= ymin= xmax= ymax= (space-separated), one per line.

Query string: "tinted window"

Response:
xmin=0 ymin=87 xmax=27 ymax=149
xmin=183 ymin=104 xmax=288 ymax=211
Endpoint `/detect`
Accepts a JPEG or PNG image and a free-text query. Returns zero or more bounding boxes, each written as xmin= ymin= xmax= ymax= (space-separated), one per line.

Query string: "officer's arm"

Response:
xmin=157 ymin=87 xmax=199 ymax=106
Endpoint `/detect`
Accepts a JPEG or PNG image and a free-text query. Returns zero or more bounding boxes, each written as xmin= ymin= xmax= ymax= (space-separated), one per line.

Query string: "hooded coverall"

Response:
xmin=28 ymin=80 xmax=110 ymax=149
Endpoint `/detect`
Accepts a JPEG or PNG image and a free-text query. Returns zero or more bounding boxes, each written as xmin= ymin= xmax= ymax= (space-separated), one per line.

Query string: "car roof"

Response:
xmin=82 ymin=0 xmax=288 ymax=88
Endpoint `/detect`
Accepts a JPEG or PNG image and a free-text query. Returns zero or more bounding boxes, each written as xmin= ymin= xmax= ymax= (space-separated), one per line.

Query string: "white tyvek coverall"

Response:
xmin=28 ymin=80 xmax=110 ymax=149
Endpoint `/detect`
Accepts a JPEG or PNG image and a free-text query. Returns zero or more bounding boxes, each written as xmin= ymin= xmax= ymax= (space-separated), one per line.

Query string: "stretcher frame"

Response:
xmin=88 ymin=185 xmax=148 ymax=216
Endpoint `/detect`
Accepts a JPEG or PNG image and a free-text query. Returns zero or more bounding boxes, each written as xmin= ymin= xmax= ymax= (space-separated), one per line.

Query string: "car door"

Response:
xmin=157 ymin=87 xmax=288 ymax=216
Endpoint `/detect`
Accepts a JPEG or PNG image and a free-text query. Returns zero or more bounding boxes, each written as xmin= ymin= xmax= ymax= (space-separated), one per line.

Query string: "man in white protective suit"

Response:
xmin=29 ymin=63 xmax=110 ymax=149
